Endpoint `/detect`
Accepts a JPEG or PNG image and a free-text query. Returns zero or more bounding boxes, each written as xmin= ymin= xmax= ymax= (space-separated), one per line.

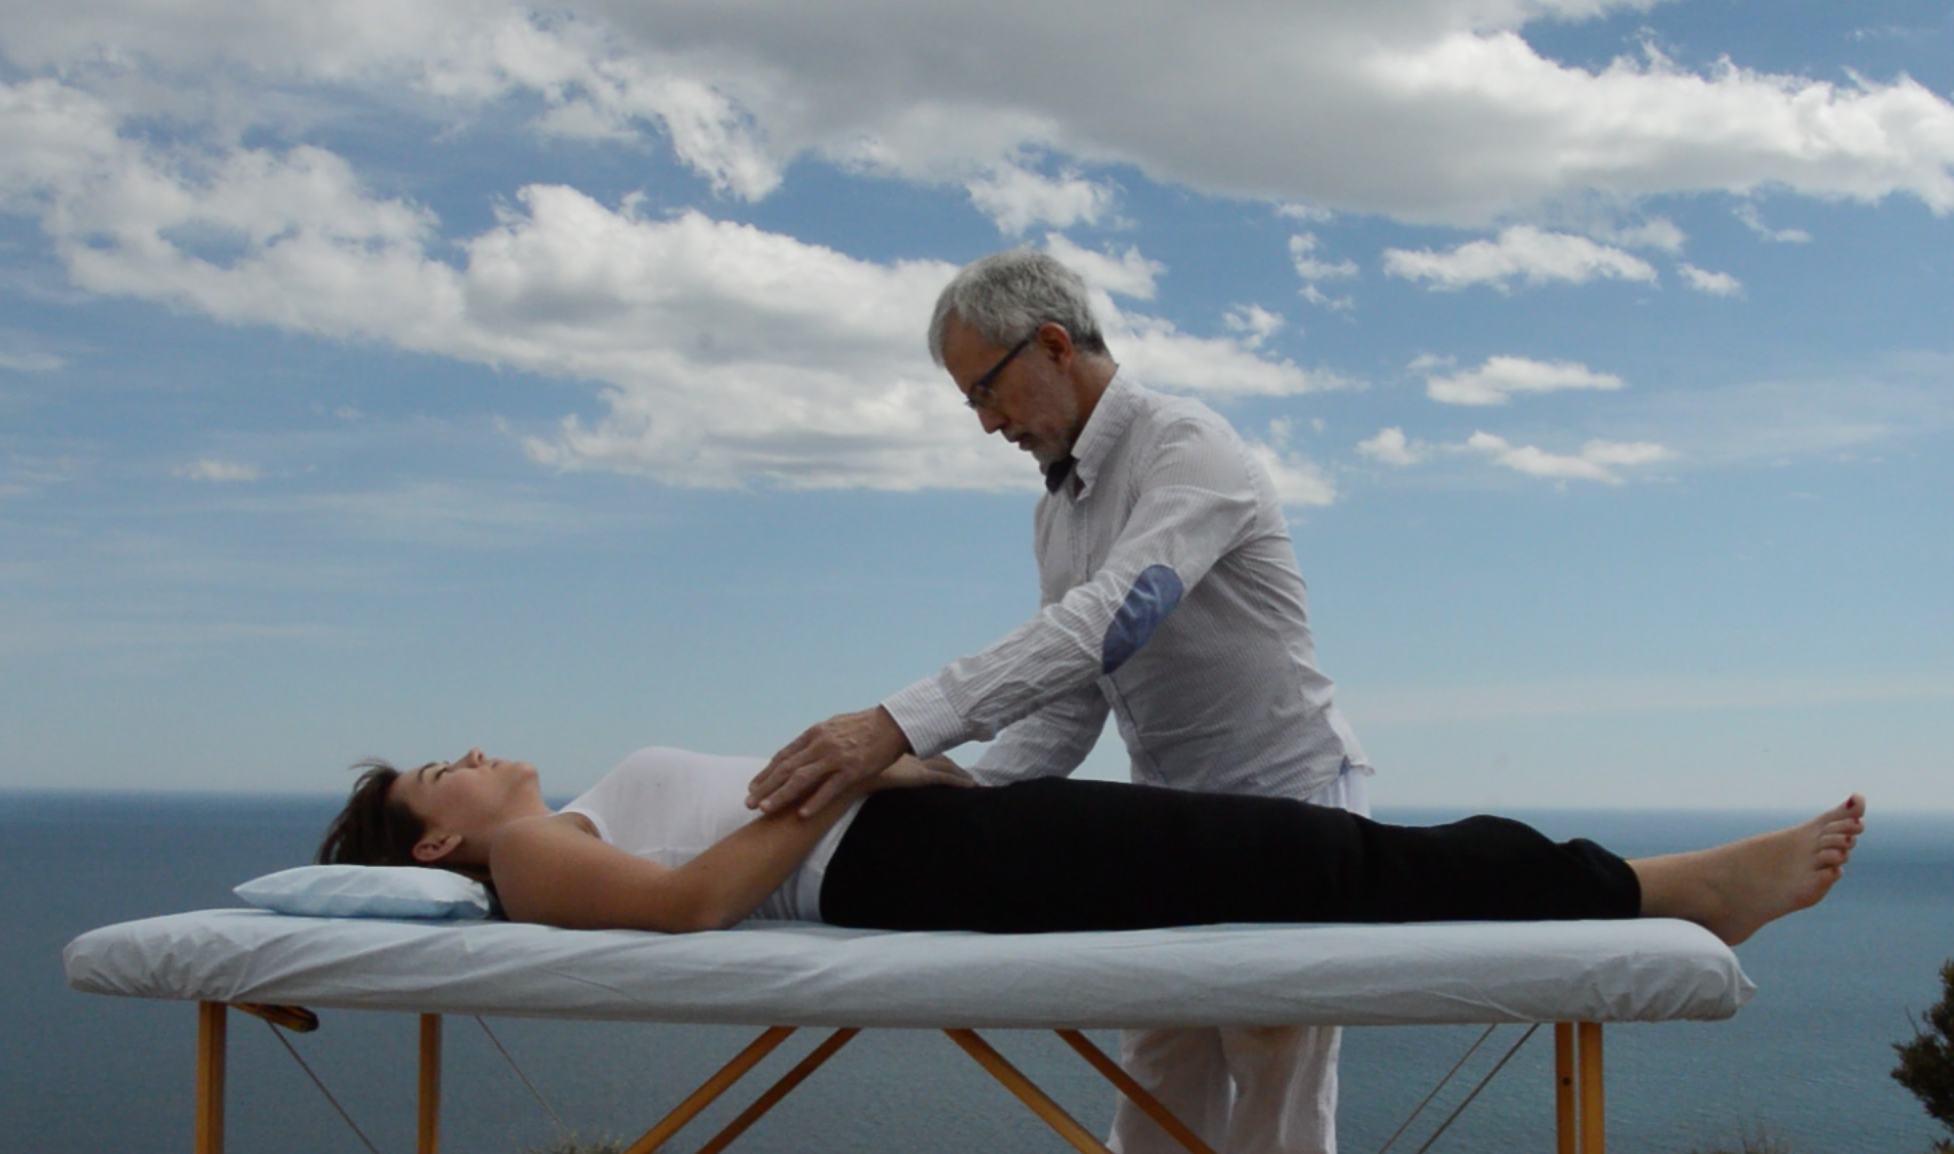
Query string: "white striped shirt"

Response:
xmin=881 ymin=374 xmax=1369 ymax=800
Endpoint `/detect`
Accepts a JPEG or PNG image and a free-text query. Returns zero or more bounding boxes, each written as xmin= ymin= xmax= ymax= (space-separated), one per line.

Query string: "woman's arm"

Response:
xmin=489 ymin=756 xmax=968 ymax=932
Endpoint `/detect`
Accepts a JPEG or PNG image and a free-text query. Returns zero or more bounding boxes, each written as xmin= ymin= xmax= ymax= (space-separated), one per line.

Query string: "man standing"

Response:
xmin=747 ymin=250 xmax=1371 ymax=1154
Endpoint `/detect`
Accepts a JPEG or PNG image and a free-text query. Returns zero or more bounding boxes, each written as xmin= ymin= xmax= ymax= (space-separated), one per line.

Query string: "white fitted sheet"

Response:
xmin=65 ymin=911 xmax=1752 ymax=1029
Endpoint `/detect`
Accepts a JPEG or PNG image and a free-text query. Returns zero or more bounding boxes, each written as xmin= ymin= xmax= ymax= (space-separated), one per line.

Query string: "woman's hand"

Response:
xmin=869 ymin=755 xmax=977 ymax=792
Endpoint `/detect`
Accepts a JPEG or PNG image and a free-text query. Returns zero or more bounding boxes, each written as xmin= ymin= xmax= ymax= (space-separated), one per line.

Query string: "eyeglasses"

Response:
xmin=962 ymin=335 xmax=1035 ymax=411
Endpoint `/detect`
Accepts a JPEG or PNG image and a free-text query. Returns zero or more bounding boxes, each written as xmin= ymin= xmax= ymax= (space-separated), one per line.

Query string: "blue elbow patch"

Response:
xmin=1102 ymin=565 xmax=1185 ymax=674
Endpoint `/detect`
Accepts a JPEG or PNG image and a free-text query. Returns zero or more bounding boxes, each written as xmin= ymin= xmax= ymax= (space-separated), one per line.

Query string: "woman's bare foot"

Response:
xmin=1629 ymin=795 xmax=1866 ymax=946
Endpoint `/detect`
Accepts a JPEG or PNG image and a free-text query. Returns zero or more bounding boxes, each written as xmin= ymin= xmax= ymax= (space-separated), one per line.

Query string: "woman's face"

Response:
xmin=390 ymin=747 xmax=539 ymax=838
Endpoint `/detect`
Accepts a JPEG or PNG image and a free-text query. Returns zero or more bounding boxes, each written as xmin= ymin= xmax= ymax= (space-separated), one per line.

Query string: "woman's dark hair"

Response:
xmin=316 ymin=758 xmax=426 ymax=866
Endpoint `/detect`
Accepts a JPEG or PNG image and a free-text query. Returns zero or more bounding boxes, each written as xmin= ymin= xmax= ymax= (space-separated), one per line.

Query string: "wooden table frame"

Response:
xmin=191 ymin=1003 xmax=1610 ymax=1154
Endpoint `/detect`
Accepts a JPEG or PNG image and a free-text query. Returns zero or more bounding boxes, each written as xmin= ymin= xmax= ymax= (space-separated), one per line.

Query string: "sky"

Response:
xmin=1 ymin=0 xmax=1949 ymax=810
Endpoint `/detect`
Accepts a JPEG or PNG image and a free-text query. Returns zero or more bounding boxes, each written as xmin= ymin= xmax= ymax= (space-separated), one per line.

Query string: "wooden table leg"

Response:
xmin=1555 ymin=1022 xmax=1576 ymax=1154
xmin=195 ymin=1002 xmax=226 ymax=1154
xmin=1055 ymin=1029 xmax=1217 ymax=1154
xmin=694 ymin=1029 xmax=859 ymax=1154
xmin=419 ymin=1014 xmax=442 ymax=1154
xmin=622 ymin=1026 xmax=798 ymax=1154
xmin=1577 ymin=1022 xmax=1604 ymax=1154
xmin=944 ymin=1029 xmax=1113 ymax=1154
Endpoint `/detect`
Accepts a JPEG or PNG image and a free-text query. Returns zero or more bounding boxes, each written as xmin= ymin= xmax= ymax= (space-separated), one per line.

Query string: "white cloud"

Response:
xmin=1378 ymin=363 xmax=1954 ymax=478
xmin=1591 ymin=216 xmax=1686 ymax=252
xmin=1043 ymin=234 xmax=1162 ymax=300
xmin=175 ymin=459 xmax=261 ymax=482
xmin=1384 ymin=226 xmax=1657 ymax=291
xmin=1300 ymin=284 xmax=1356 ymax=311
xmin=409 ymin=12 xmax=788 ymax=199
xmin=1275 ymin=203 xmax=1333 ymax=222
xmin=1735 ymin=203 xmax=1812 ymax=243
xmin=0 ymin=348 xmax=64 ymax=372
xmin=1581 ymin=440 xmax=1672 ymax=466
xmin=465 ymin=193 xmax=1015 ymax=490
xmin=1357 ymin=426 xmax=1428 ymax=466
xmin=1247 ymin=444 xmax=1337 ymax=507
xmin=1399 ymin=358 xmax=1954 ymax=478
xmin=1465 ymin=431 xmax=1671 ymax=483
xmin=1357 ymin=420 xmax=1673 ymax=484
xmin=1288 ymin=232 xmax=1359 ymax=281
xmin=1289 ymin=232 xmax=1360 ymax=309
xmin=1245 ymin=419 xmax=1335 ymax=506
xmin=1423 ymin=355 xmax=1624 ymax=406
xmin=1110 ymin=312 xmax=1349 ymax=397
xmin=1222 ymin=304 xmax=1285 ymax=348
xmin=0 ymin=81 xmax=1331 ymax=489
xmin=633 ymin=78 xmax=782 ymax=201
xmin=0 ymin=79 xmax=128 ymax=208
xmin=9 ymin=2 xmax=1954 ymax=224
xmin=967 ymin=162 xmax=1114 ymax=235
xmin=1353 ymin=33 xmax=1954 ymax=218
xmin=1623 ymin=370 xmax=1954 ymax=467
xmin=1678 ymin=263 xmax=1744 ymax=296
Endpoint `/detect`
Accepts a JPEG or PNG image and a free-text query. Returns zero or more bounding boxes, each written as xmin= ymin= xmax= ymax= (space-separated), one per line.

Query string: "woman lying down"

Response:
xmin=318 ymin=746 xmax=1863 ymax=945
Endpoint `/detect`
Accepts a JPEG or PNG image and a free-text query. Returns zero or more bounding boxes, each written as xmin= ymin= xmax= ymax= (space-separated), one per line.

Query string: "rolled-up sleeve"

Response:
xmin=881 ymin=420 xmax=1260 ymax=760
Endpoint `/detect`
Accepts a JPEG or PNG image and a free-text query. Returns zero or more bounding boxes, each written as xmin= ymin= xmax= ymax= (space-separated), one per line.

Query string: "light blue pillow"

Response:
xmin=234 ymin=865 xmax=493 ymax=920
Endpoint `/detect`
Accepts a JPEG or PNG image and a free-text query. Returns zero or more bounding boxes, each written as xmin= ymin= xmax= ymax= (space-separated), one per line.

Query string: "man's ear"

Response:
xmin=1037 ymin=320 xmax=1076 ymax=371
xmin=413 ymin=832 xmax=463 ymax=864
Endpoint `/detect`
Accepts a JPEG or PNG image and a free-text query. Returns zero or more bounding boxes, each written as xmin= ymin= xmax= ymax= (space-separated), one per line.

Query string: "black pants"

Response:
xmin=820 ymin=778 xmax=1641 ymax=934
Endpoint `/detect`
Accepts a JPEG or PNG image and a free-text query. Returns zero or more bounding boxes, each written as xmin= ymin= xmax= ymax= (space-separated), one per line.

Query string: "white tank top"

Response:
xmin=559 ymin=747 xmax=863 ymax=923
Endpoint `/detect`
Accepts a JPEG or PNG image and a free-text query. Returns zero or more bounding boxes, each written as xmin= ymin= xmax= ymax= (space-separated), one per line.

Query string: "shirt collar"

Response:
xmin=1050 ymin=371 xmax=1137 ymax=500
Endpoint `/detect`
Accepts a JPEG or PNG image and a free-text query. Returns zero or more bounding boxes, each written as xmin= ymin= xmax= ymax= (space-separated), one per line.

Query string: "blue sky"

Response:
xmin=1 ymin=0 xmax=1949 ymax=809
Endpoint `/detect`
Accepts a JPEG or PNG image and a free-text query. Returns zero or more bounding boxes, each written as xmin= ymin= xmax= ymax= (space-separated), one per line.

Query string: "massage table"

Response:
xmin=66 ymin=911 xmax=1754 ymax=1154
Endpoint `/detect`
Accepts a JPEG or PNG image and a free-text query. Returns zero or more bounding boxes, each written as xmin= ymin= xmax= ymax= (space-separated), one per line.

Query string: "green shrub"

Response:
xmin=1894 ymin=958 xmax=1954 ymax=1148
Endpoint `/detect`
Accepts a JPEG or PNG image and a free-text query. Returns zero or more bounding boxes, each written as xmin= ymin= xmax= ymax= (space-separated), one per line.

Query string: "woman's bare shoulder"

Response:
xmin=488 ymin=811 xmax=685 ymax=930
xmin=490 ymin=811 xmax=600 ymax=863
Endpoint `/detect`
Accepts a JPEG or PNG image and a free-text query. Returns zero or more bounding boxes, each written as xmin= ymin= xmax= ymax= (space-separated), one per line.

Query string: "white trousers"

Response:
xmin=1107 ymin=766 xmax=1371 ymax=1154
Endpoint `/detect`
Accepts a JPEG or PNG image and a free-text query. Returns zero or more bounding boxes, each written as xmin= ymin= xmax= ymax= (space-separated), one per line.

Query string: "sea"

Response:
xmin=4 ymin=794 xmax=1950 ymax=1154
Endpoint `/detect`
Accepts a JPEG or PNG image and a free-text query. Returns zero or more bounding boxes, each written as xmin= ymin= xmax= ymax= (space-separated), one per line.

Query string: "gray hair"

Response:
xmin=928 ymin=249 xmax=1110 ymax=366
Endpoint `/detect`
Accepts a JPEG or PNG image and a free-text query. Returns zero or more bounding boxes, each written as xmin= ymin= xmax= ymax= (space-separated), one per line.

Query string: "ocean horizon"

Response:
xmin=7 ymin=791 xmax=1950 ymax=1154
